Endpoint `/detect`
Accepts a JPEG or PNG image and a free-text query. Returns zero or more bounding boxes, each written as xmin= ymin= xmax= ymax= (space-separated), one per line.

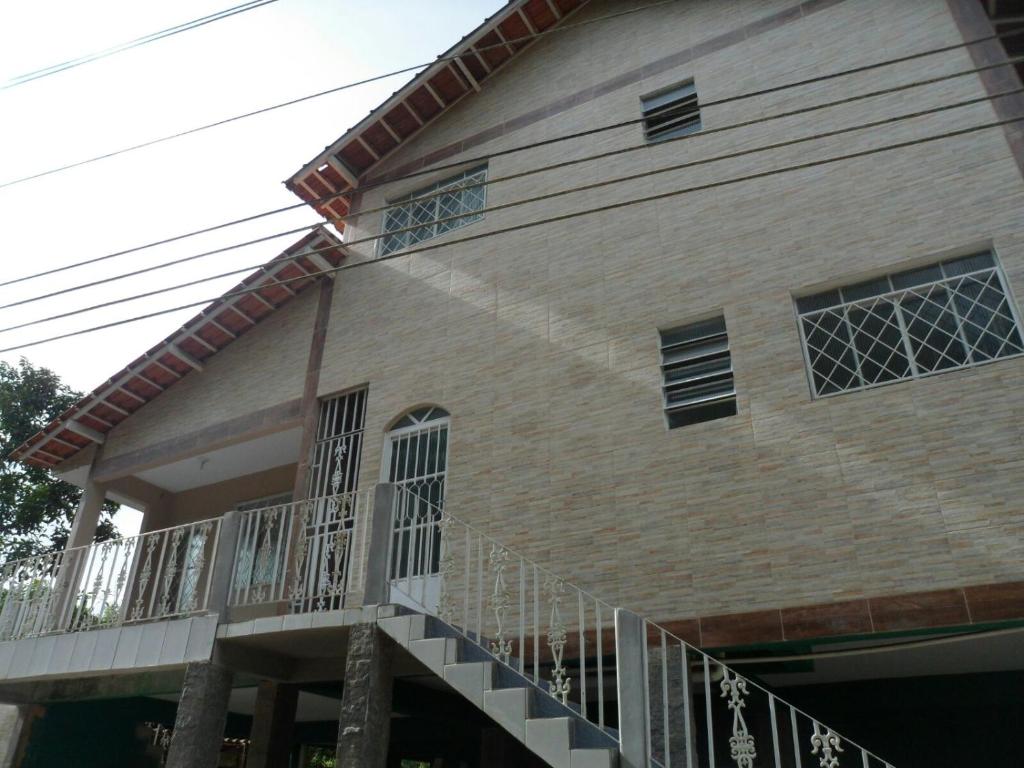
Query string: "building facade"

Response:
xmin=2 ymin=1 xmax=1023 ymax=766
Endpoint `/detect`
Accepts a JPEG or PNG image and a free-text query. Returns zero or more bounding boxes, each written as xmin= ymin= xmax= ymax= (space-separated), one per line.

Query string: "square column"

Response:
xmin=246 ymin=681 xmax=299 ymax=768
xmin=165 ymin=662 xmax=234 ymax=768
xmin=336 ymin=623 xmax=394 ymax=766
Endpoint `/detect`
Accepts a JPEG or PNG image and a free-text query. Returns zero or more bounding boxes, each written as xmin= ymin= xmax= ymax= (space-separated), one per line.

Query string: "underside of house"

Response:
xmin=3 ymin=0 xmax=1024 ymax=766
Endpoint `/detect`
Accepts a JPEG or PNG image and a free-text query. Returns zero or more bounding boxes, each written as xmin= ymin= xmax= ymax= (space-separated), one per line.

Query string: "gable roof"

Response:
xmin=285 ymin=0 xmax=586 ymax=229
xmin=11 ymin=227 xmax=347 ymax=470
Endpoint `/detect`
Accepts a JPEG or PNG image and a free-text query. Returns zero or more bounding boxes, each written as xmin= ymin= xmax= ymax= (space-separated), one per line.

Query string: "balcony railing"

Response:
xmin=0 ymin=517 xmax=221 ymax=642
xmin=229 ymin=490 xmax=373 ymax=612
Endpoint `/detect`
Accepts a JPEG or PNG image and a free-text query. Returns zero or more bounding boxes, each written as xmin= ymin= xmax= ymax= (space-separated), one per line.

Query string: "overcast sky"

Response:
xmin=0 ymin=0 xmax=504 ymax=533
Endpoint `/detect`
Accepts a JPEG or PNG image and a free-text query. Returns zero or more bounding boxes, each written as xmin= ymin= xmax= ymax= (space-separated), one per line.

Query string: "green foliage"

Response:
xmin=0 ymin=358 xmax=118 ymax=560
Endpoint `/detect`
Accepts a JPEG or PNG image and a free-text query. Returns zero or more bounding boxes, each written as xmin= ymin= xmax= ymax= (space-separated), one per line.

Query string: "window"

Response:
xmin=659 ymin=316 xmax=737 ymax=428
xmin=797 ymin=252 xmax=1024 ymax=397
xmin=378 ymin=166 xmax=487 ymax=256
xmin=642 ymin=82 xmax=701 ymax=142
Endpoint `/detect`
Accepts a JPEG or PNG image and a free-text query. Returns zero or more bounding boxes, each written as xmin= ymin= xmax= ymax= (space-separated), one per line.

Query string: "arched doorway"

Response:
xmin=381 ymin=406 xmax=449 ymax=610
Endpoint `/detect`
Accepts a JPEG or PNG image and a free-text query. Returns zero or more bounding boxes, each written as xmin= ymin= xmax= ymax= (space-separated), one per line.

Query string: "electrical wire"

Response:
xmin=1 ymin=113 xmax=1019 ymax=355
xmin=1 ymin=82 xmax=1019 ymax=321
xmin=1 ymin=0 xmax=280 ymax=90
xmin=1 ymin=8 xmax=1020 ymax=192
xmin=2 ymin=49 xmax=1021 ymax=298
xmin=0 ymin=0 xmax=677 ymax=190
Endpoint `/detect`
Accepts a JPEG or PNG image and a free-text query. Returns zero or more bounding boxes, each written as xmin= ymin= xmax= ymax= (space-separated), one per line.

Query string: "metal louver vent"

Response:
xmin=659 ymin=316 xmax=737 ymax=428
xmin=642 ymin=82 xmax=701 ymax=142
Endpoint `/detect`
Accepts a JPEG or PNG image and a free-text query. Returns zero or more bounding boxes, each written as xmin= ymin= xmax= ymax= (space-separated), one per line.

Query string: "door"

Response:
xmin=381 ymin=406 xmax=449 ymax=611
xmin=298 ymin=388 xmax=367 ymax=611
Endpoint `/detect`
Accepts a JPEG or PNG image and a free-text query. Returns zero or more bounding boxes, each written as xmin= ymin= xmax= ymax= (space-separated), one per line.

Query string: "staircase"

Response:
xmin=373 ymin=486 xmax=895 ymax=768
xmin=380 ymin=611 xmax=618 ymax=768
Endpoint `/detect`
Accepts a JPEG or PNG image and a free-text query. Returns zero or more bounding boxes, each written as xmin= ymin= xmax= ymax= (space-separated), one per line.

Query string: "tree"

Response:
xmin=0 ymin=358 xmax=118 ymax=561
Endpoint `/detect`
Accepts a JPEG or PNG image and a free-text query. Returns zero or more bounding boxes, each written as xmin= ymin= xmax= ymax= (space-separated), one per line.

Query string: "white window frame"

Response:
xmin=795 ymin=252 xmax=1024 ymax=399
xmin=377 ymin=166 xmax=487 ymax=257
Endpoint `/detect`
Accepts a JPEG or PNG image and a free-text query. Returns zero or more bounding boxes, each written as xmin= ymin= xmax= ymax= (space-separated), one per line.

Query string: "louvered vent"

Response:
xmin=659 ymin=316 xmax=737 ymax=428
xmin=641 ymin=82 xmax=701 ymax=142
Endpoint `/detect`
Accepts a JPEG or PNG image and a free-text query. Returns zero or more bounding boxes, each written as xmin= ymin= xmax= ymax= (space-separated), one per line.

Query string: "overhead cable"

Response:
xmin=1 ymin=10 xmax=1020 ymax=191
xmin=0 ymin=114 xmax=1020 ymax=354
xmin=0 ymin=0 xmax=677 ymax=189
xmin=1 ymin=0 xmax=280 ymax=90
xmin=1 ymin=86 xmax=1019 ymax=326
xmin=2 ymin=50 xmax=1021 ymax=297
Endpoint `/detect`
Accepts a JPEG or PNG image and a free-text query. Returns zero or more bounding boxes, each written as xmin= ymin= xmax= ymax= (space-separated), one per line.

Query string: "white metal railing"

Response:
xmin=643 ymin=622 xmax=893 ymax=768
xmin=0 ymin=518 xmax=221 ymax=642
xmin=229 ymin=491 xmax=373 ymax=612
xmin=389 ymin=485 xmax=620 ymax=736
xmin=389 ymin=486 xmax=894 ymax=767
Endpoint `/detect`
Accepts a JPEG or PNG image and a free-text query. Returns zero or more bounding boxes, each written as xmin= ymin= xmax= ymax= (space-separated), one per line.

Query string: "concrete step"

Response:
xmin=381 ymin=609 xmax=619 ymax=768
xmin=483 ymin=686 xmax=530 ymax=743
xmin=526 ymin=716 xmax=574 ymax=768
xmin=442 ymin=660 xmax=495 ymax=708
xmin=407 ymin=636 xmax=458 ymax=675
xmin=570 ymin=748 xmax=618 ymax=768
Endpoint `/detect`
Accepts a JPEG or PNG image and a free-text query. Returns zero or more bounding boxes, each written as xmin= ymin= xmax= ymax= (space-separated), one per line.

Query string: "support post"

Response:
xmin=206 ymin=510 xmax=243 ymax=620
xmin=336 ymin=623 xmax=394 ymax=766
xmin=66 ymin=448 xmax=107 ymax=550
xmin=165 ymin=662 xmax=234 ymax=768
xmin=246 ymin=681 xmax=299 ymax=768
xmin=0 ymin=704 xmax=32 ymax=768
xmin=363 ymin=483 xmax=396 ymax=606
xmin=615 ymin=608 xmax=650 ymax=768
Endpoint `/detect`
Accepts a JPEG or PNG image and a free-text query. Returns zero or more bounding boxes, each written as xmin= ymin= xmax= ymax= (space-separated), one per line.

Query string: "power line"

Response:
xmin=2 ymin=49 xmax=1021 ymax=298
xmin=1 ymin=0 xmax=279 ymax=90
xmin=1 ymin=114 xmax=1019 ymax=355
xmin=0 ymin=0 xmax=676 ymax=190
xmin=0 ymin=84 xmax=1019 ymax=322
xmin=1 ymin=12 xmax=1020 ymax=193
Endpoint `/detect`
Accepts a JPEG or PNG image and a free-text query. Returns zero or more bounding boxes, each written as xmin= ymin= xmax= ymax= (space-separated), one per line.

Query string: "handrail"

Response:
xmin=388 ymin=485 xmax=895 ymax=767
xmin=0 ymin=516 xmax=223 ymax=642
xmin=229 ymin=490 xmax=373 ymax=612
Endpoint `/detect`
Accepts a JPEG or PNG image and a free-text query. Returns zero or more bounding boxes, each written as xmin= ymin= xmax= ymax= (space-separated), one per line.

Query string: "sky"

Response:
xmin=0 ymin=0 xmax=505 ymax=535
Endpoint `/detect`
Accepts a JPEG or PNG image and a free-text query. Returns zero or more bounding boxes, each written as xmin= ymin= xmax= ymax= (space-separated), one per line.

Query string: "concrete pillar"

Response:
xmin=363 ymin=483 xmax=396 ymax=606
xmin=0 ymin=704 xmax=31 ymax=768
xmin=165 ymin=662 xmax=234 ymax=768
xmin=246 ymin=681 xmax=299 ymax=768
xmin=336 ymin=623 xmax=394 ymax=767
xmin=615 ymin=608 xmax=650 ymax=768
xmin=66 ymin=451 xmax=107 ymax=550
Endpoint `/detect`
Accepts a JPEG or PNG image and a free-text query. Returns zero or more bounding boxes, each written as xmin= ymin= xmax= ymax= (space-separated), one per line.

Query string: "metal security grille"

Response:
xmin=659 ymin=316 xmax=737 ymax=428
xmin=384 ymin=407 xmax=449 ymax=581
xmin=293 ymin=388 xmax=368 ymax=611
xmin=797 ymin=252 xmax=1024 ymax=397
xmin=379 ymin=166 xmax=487 ymax=256
xmin=641 ymin=82 xmax=701 ymax=142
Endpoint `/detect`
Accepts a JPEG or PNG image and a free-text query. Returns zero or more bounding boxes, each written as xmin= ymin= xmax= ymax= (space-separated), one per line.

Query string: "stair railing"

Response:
xmin=387 ymin=484 xmax=620 ymax=735
xmin=385 ymin=484 xmax=895 ymax=768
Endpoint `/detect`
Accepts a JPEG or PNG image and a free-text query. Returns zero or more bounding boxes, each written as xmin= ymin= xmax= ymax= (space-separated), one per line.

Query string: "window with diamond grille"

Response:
xmin=378 ymin=166 xmax=487 ymax=256
xmin=660 ymin=316 xmax=737 ymax=428
xmin=796 ymin=252 xmax=1024 ymax=397
xmin=642 ymin=82 xmax=701 ymax=142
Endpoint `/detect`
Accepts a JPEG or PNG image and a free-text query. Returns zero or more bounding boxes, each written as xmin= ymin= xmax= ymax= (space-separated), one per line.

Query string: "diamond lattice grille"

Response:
xmin=798 ymin=255 xmax=1024 ymax=397
xmin=379 ymin=166 xmax=487 ymax=256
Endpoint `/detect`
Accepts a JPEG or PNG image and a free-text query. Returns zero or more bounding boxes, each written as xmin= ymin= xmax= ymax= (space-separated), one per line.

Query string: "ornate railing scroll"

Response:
xmin=643 ymin=621 xmax=895 ymax=768
xmin=385 ymin=486 xmax=895 ymax=768
xmin=229 ymin=491 xmax=372 ymax=612
xmin=0 ymin=518 xmax=222 ymax=642
xmin=388 ymin=486 xmax=620 ymax=737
